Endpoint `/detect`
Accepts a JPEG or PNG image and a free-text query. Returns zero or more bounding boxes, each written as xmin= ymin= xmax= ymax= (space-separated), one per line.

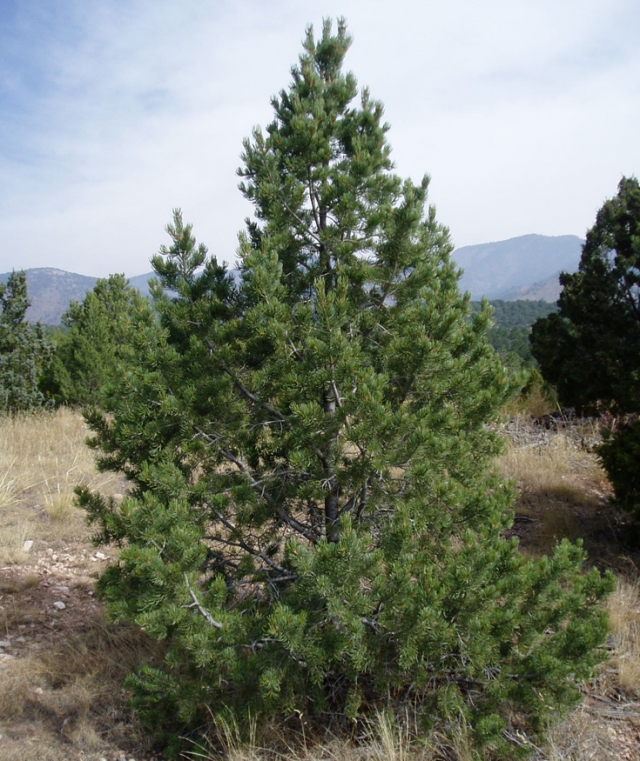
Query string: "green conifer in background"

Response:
xmin=0 ymin=270 xmax=52 ymax=413
xmin=78 ymin=20 xmax=613 ymax=758
xmin=531 ymin=178 xmax=640 ymax=523
xmin=46 ymin=273 xmax=149 ymax=407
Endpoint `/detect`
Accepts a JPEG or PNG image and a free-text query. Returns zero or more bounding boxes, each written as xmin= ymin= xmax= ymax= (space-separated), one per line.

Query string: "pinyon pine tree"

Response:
xmin=78 ymin=21 xmax=613 ymax=758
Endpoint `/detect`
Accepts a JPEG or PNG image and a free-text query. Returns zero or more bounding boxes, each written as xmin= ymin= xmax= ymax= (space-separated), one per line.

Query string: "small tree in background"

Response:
xmin=78 ymin=21 xmax=613 ymax=758
xmin=0 ymin=270 xmax=52 ymax=413
xmin=531 ymin=177 xmax=640 ymax=522
xmin=44 ymin=273 xmax=150 ymax=407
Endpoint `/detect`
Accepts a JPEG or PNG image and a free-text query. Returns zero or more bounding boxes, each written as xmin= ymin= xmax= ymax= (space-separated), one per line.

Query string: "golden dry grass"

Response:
xmin=186 ymin=711 xmax=468 ymax=761
xmin=607 ymin=579 xmax=640 ymax=697
xmin=0 ymin=407 xmax=122 ymax=563
xmin=496 ymin=416 xmax=613 ymax=557
xmin=501 ymin=382 xmax=557 ymax=420
xmin=0 ymin=409 xmax=155 ymax=760
xmin=0 ymin=612 xmax=159 ymax=758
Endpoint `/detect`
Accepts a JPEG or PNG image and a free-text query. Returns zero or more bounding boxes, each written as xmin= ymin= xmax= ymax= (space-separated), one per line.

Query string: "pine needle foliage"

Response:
xmin=77 ymin=20 xmax=614 ymax=758
xmin=0 ymin=270 xmax=52 ymax=413
xmin=46 ymin=273 xmax=149 ymax=407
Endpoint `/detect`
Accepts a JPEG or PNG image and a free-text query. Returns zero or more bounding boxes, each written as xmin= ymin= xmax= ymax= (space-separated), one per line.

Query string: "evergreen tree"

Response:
xmin=79 ymin=21 xmax=613 ymax=757
xmin=46 ymin=274 xmax=149 ymax=407
xmin=0 ymin=270 xmax=52 ymax=413
xmin=531 ymin=178 xmax=640 ymax=519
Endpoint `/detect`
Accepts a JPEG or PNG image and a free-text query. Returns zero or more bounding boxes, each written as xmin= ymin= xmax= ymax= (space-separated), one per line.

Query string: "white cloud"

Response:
xmin=0 ymin=0 xmax=638 ymax=276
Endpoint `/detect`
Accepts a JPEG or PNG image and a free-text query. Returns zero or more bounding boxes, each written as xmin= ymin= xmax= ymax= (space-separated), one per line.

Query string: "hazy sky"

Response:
xmin=1 ymin=0 xmax=638 ymax=277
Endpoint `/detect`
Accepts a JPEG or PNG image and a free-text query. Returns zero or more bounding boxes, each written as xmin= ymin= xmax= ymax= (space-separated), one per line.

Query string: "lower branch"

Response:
xmin=183 ymin=572 xmax=223 ymax=629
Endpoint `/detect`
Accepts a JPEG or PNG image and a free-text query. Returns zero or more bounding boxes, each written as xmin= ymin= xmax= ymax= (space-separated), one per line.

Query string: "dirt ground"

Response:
xmin=0 ymin=546 xmax=164 ymax=761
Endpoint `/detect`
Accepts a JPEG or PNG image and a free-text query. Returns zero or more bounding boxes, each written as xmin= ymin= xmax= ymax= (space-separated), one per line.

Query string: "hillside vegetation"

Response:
xmin=470 ymin=300 xmax=558 ymax=368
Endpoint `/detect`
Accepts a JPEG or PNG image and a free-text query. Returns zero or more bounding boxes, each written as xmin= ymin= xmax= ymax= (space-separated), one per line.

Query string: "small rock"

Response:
xmin=0 ymin=640 xmax=11 ymax=649
xmin=15 ymin=636 xmax=26 ymax=643
xmin=53 ymin=585 xmax=69 ymax=595
xmin=95 ymin=551 xmax=107 ymax=560
xmin=46 ymin=548 xmax=54 ymax=556
xmin=52 ymin=601 xmax=66 ymax=611
xmin=22 ymin=540 xmax=34 ymax=552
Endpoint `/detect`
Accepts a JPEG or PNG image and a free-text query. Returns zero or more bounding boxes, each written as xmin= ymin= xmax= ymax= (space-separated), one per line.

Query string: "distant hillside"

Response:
xmin=0 ymin=268 xmax=98 ymax=325
xmin=496 ymin=274 xmax=565 ymax=302
xmin=3 ymin=234 xmax=584 ymax=323
xmin=469 ymin=299 xmax=558 ymax=368
xmin=0 ymin=268 xmax=155 ymax=324
xmin=452 ymin=234 xmax=583 ymax=301
xmin=471 ymin=299 xmax=558 ymax=329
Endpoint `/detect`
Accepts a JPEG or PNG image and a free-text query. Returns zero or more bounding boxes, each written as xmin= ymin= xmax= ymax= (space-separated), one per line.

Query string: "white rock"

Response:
xmin=95 ymin=551 xmax=107 ymax=560
xmin=52 ymin=601 xmax=66 ymax=611
xmin=22 ymin=540 xmax=34 ymax=552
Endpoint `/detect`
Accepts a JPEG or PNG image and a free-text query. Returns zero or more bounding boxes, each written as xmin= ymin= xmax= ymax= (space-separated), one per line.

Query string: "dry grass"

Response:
xmin=0 ymin=612 xmax=160 ymax=756
xmin=607 ymin=579 xmax=640 ymax=697
xmin=186 ymin=711 xmax=469 ymax=761
xmin=501 ymin=382 xmax=557 ymax=420
xmin=0 ymin=407 xmax=121 ymax=563
xmin=0 ymin=409 xmax=156 ymax=760
xmin=496 ymin=416 xmax=613 ymax=557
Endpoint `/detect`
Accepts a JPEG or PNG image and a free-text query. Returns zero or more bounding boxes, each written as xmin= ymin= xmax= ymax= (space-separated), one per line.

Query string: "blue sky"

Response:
xmin=1 ymin=0 xmax=639 ymax=277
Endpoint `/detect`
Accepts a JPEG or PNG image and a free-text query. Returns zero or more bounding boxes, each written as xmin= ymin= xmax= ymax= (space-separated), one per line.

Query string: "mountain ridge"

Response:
xmin=2 ymin=234 xmax=584 ymax=324
xmin=452 ymin=233 xmax=583 ymax=300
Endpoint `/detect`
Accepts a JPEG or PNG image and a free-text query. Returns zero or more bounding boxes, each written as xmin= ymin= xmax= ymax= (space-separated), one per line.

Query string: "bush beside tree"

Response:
xmin=78 ymin=21 xmax=614 ymax=758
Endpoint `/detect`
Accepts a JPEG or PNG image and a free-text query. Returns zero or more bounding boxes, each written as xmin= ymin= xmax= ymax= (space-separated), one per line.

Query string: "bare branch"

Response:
xmin=287 ymin=333 xmax=304 ymax=362
xmin=210 ymin=509 xmax=288 ymax=574
xmin=183 ymin=573 xmax=223 ymax=629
